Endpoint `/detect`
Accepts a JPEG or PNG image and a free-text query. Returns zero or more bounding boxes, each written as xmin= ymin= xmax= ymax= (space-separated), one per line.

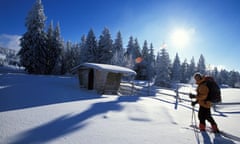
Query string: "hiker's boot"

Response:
xmin=199 ymin=123 xmax=206 ymax=131
xmin=211 ymin=124 xmax=220 ymax=133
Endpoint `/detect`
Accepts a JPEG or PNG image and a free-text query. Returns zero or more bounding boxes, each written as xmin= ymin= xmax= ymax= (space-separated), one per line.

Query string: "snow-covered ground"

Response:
xmin=0 ymin=72 xmax=240 ymax=144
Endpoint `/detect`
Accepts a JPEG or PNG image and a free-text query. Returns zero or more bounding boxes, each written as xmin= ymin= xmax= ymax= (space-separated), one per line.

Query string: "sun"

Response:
xmin=171 ymin=29 xmax=190 ymax=48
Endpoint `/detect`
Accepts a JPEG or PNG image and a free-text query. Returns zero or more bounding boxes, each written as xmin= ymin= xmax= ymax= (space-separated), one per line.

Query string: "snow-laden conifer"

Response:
xmin=97 ymin=27 xmax=113 ymax=64
xmin=155 ymin=48 xmax=171 ymax=87
xmin=171 ymin=53 xmax=181 ymax=82
xmin=197 ymin=54 xmax=206 ymax=74
xmin=111 ymin=31 xmax=124 ymax=66
xmin=79 ymin=35 xmax=87 ymax=64
xmin=51 ymin=22 xmax=64 ymax=74
xmin=85 ymin=29 xmax=98 ymax=63
xmin=19 ymin=0 xmax=47 ymax=74
xmin=181 ymin=59 xmax=190 ymax=83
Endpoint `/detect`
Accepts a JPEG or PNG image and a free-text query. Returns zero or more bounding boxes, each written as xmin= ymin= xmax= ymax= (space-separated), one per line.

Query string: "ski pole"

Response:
xmin=191 ymin=99 xmax=200 ymax=144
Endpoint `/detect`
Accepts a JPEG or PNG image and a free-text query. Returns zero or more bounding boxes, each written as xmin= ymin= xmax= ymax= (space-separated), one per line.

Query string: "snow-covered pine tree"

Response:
xmin=181 ymin=59 xmax=189 ymax=83
xmin=187 ymin=57 xmax=196 ymax=78
xmin=149 ymin=43 xmax=155 ymax=65
xmin=111 ymin=31 xmax=124 ymax=66
xmin=138 ymin=41 xmax=155 ymax=81
xmin=148 ymin=43 xmax=156 ymax=81
xmin=171 ymin=53 xmax=181 ymax=82
xmin=112 ymin=31 xmax=123 ymax=54
xmin=211 ymin=67 xmax=221 ymax=84
xmin=155 ymin=52 xmax=161 ymax=85
xmin=124 ymin=54 xmax=135 ymax=70
xmin=218 ymin=69 xmax=228 ymax=86
xmin=155 ymin=48 xmax=171 ymax=87
xmin=142 ymin=40 xmax=149 ymax=62
xmin=86 ymin=29 xmax=98 ymax=63
xmin=52 ymin=22 xmax=64 ymax=74
xmin=45 ymin=21 xmax=63 ymax=74
xmin=62 ymin=41 xmax=75 ymax=74
xmin=228 ymin=71 xmax=240 ymax=88
xmin=73 ymin=43 xmax=81 ymax=66
xmin=213 ymin=67 xmax=219 ymax=77
xmin=133 ymin=38 xmax=142 ymax=59
xmin=125 ymin=36 xmax=141 ymax=61
xmin=97 ymin=27 xmax=113 ymax=64
xmin=197 ymin=54 xmax=206 ymax=74
xmin=124 ymin=36 xmax=135 ymax=69
xmin=18 ymin=33 xmax=34 ymax=73
xmin=135 ymin=40 xmax=148 ymax=80
xmin=79 ymin=35 xmax=87 ymax=64
xmin=19 ymin=0 xmax=47 ymax=74
xmin=125 ymin=36 xmax=133 ymax=57
xmin=46 ymin=21 xmax=55 ymax=74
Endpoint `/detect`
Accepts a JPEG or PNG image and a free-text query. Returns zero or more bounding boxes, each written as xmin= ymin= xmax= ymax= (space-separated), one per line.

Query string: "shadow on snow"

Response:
xmin=201 ymin=132 xmax=236 ymax=144
xmin=10 ymin=96 xmax=140 ymax=144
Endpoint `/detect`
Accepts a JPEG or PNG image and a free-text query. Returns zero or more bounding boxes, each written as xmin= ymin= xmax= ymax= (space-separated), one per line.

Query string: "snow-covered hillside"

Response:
xmin=0 ymin=73 xmax=240 ymax=144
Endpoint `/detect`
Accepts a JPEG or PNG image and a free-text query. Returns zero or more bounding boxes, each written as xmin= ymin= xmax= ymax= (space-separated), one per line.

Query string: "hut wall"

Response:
xmin=104 ymin=72 xmax=122 ymax=94
xmin=78 ymin=69 xmax=89 ymax=88
xmin=94 ymin=70 xmax=108 ymax=93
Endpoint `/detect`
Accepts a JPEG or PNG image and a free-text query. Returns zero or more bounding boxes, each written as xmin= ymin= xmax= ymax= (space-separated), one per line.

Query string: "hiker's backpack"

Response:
xmin=204 ymin=76 xmax=222 ymax=103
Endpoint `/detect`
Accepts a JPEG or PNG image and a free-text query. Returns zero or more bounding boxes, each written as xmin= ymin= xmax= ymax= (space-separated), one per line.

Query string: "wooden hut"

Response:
xmin=72 ymin=63 xmax=136 ymax=94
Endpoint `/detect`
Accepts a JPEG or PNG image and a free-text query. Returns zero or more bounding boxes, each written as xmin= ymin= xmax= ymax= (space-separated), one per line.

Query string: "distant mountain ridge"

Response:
xmin=0 ymin=47 xmax=17 ymax=56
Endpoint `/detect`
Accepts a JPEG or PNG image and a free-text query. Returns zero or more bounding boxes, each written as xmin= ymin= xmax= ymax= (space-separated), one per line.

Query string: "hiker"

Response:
xmin=189 ymin=72 xmax=220 ymax=133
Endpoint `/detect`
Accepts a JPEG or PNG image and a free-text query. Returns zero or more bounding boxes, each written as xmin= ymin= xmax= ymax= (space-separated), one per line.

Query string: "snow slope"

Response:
xmin=0 ymin=73 xmax=240 ymax=144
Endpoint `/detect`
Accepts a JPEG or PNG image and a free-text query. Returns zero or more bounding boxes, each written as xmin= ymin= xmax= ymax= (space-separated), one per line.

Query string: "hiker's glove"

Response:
xmin=191 ymin=100 xmax=198 ymax=106
xmin=189 ymin=94 xmax=196 ymax=99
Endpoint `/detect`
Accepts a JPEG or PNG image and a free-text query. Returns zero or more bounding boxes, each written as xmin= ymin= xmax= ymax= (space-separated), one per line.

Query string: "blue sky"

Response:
xmin=0 ymin=0 xmax=240 ymax=71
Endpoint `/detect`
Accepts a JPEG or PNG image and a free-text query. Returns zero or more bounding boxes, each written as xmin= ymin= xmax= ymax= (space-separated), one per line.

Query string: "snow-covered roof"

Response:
xmin=72 ymin=63 xmax=136 ymax=76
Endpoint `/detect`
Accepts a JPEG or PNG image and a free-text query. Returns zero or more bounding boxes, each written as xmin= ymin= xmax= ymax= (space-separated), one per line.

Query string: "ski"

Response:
xmin=218 ymin=131 xmax=240 ymax=142
xmin=189 ymin=125 xmax=240 ymax=142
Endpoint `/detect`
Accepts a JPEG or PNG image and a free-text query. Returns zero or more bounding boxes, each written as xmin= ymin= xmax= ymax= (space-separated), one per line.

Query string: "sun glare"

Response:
xmin=171 ymin=29 xmax=190 ymax=48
